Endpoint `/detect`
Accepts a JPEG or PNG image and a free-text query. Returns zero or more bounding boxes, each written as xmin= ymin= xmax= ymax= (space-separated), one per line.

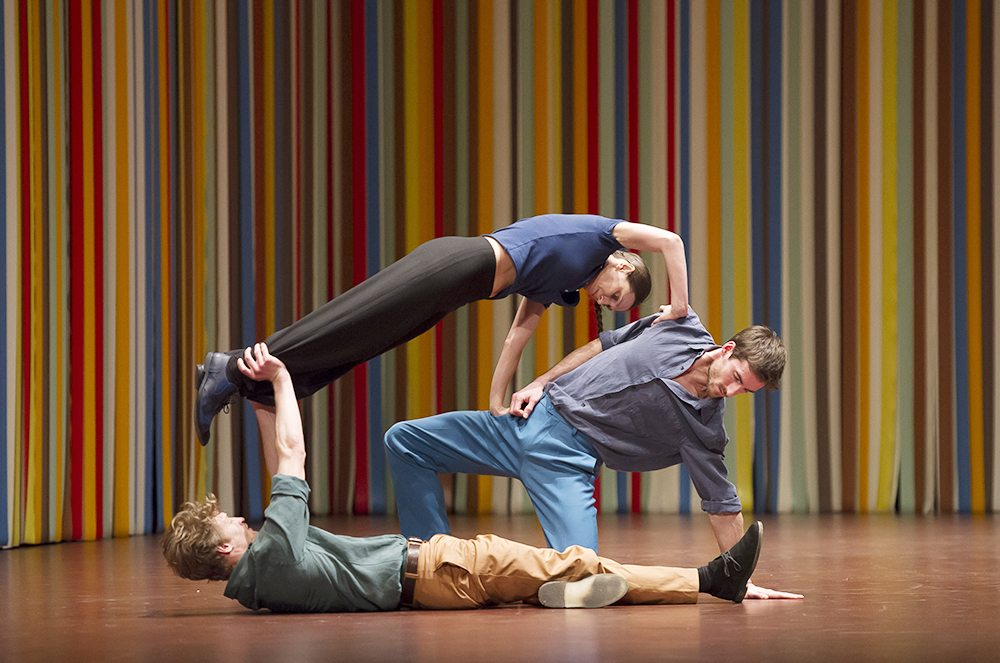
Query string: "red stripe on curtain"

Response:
xmin=91 ymin=0 xmax=105 ymax=536
xmin=67 ymin=0 xmax=85 ymax=540
xmin=627 ymin=0 xmax=639 ymax=222
xmin=587 ymin=0 xmax=599 ymax=214
xmin=19 ymin=0 xmax=32 ymax=535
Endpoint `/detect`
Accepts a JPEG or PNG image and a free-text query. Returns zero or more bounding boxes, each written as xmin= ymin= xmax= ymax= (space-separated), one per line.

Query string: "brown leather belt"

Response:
xmin=399 ymin=537 xmax=422 ymax=608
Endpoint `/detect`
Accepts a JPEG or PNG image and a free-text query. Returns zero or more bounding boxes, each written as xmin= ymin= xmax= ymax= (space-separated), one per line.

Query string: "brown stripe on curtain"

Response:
xmin=839 ymin=0 xmax=859 ymax=512
xmin=813 ymin=0 xmax=832 ymax=513
xmin=936 ymin=0 xmax=955 ymax=512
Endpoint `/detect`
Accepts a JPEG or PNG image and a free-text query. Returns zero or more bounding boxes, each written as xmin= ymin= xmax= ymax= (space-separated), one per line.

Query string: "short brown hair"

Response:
xmin=161 ymin=494 xmax=232 ymax=581
xmin=727 ymin=326 xmax=785 ymax=390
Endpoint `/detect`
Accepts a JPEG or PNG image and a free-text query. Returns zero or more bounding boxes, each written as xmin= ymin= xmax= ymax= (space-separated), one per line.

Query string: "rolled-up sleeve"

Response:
xmin=678 ymin=440 xmax=742 ymax=514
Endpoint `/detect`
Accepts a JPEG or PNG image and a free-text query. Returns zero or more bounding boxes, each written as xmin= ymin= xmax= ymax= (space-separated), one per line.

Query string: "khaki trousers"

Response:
xmin=412 ymin=534 xmax=699 ymax=610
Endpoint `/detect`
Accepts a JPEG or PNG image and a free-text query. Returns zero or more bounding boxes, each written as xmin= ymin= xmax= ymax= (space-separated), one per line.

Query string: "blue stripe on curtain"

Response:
xmin=749 ymin=0 xmax=767 ymax=508
xmin=238 ymin=0 xmax=262 ymax=521
xmin=678 ymin=0 xmax=692 ymax=515
xmin=365 ymin=0 xmax=385 ymax=513
xmin=764 ymin=0 xmax=782 ymax=513
xmin=142 ymin=0 xmax=157 ymax=533
xmin=951 ymin=0 xmax=970 ymax=512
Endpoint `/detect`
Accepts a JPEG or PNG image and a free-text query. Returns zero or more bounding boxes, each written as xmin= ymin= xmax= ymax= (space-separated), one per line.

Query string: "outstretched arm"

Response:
xmin=709 ymin=512 xmax=804 ymax=600
xmin=612 ymin=222 xmax=689 ymax=323
xmin=490 ymin=298 xmax=546 ymax=415
xmin=507 ymin=338 xmax=603 ymax=418
xmin=239 ymin=343 xmax=306 ymax=480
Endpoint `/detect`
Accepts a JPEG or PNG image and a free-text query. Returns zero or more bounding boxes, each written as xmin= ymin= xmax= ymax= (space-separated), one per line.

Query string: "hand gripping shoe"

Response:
xmin=194 ymin=352 xmax=238 ymax=446
xmin=705 ymin=521 xmax=762 ymax=603
xmin=538 ymin=574 xmax=629 ymax=609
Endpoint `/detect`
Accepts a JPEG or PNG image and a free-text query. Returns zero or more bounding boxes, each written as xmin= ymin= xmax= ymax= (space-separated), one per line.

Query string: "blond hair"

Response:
xmin=161 ymin=494 xmax=232 ymax=581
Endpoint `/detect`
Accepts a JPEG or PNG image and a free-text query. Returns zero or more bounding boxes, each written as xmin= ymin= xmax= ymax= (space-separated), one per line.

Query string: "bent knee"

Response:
xmin=383 ymin=421 xmax=416 ymax=454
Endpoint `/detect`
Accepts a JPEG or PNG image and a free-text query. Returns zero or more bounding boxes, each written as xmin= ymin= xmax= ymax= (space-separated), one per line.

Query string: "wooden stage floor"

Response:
xmin=2 ymin=512 xmax=998 ymax=663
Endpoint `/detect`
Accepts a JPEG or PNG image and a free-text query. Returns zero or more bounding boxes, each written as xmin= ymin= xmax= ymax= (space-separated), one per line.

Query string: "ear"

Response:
xmin=217 ymin=543 xmax=234 ymax=555
xmin=616 ymin=259 xmax=635 ymax=274
xmin=721 ymin=340 xmax=736 ymax=356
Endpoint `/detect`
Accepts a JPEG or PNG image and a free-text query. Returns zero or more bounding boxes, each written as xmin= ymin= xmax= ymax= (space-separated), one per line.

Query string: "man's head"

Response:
xmin=706 ymin=325 xmax=785 ymax=398
xmin=161 ymin=494 xmax=257 ymax=582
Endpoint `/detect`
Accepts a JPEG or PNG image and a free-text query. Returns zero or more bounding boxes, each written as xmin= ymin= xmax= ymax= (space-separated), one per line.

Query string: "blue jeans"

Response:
xmin=384 ymin=395 xmax=603 ymax=552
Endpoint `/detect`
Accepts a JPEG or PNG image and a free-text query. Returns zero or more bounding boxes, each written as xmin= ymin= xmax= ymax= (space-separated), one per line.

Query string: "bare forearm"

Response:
xmin=490 ymin=300 xmax=544 ymax=412
xmin=271 ymin=370 xmax=306 ymax=479
xmin=490 ymin=339 xmax=526 ymax=411
xmin=251 ymin=404 xmax=279 ymax=477
xmin=661 ymin=233 xmax=689 ymax=311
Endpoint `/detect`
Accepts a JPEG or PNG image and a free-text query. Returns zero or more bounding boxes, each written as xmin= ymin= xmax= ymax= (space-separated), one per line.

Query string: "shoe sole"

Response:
xmin=538 ymin=574 xmax=628 ymax=609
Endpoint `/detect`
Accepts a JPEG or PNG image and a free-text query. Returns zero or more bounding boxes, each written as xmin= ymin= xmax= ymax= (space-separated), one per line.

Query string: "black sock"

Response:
xmin=224 ymin=354 xmax=250 ymax=397
xmin=697 ymin=565 xmax=710 ymax=593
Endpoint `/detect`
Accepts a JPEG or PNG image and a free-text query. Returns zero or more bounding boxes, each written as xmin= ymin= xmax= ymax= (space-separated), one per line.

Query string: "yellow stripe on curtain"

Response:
xmin=474 ymin=0 xmax=496 ymax=515
xmin=877 ymin=0 xmax=900 ymax=511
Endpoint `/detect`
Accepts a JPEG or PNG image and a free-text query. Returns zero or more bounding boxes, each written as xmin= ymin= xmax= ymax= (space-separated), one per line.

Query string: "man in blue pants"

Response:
xmin=385 ymin=309 xmax=800 ymax=601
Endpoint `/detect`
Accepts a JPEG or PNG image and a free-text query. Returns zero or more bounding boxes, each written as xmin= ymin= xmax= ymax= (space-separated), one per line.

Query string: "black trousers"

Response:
xmin=226 ymin=235 xmax=496 ymax=405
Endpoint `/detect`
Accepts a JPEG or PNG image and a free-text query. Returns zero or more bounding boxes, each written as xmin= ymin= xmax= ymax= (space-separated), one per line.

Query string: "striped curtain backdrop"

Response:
xmin=1 ymin=0 xmax=996 ymax=548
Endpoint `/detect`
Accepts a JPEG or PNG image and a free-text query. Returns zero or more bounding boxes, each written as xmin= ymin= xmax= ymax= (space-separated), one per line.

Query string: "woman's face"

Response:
xmin=585 ymin=258 xmax=636 ymax=312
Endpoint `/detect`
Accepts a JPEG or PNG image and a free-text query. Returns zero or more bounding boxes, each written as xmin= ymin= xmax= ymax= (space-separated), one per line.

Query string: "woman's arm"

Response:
xmin=507 ymin=338 xmax=603 ymax=419
xmin=489 ymin=297 xmax=546 ymax=415
xmin=612 ymin=222 xmax=689 ymax=322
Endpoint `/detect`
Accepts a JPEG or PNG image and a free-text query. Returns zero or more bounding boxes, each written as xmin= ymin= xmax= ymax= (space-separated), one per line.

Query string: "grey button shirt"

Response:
xmin=544 ymin=310 xmax=742 ymax=513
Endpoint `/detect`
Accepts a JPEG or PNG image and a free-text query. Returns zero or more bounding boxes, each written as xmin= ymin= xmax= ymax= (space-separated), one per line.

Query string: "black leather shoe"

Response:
xmin=194 ymin=352 xmax=238 ymax=446
xmin=705 ymin=521 xmax=762 ymax=603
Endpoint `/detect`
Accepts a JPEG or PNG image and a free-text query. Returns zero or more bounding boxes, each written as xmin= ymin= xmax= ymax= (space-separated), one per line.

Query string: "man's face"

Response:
xmin=705 ymin=344 xmax=765 ymax=399
xmin=214 ymin=511 xmax=257 ymax=550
